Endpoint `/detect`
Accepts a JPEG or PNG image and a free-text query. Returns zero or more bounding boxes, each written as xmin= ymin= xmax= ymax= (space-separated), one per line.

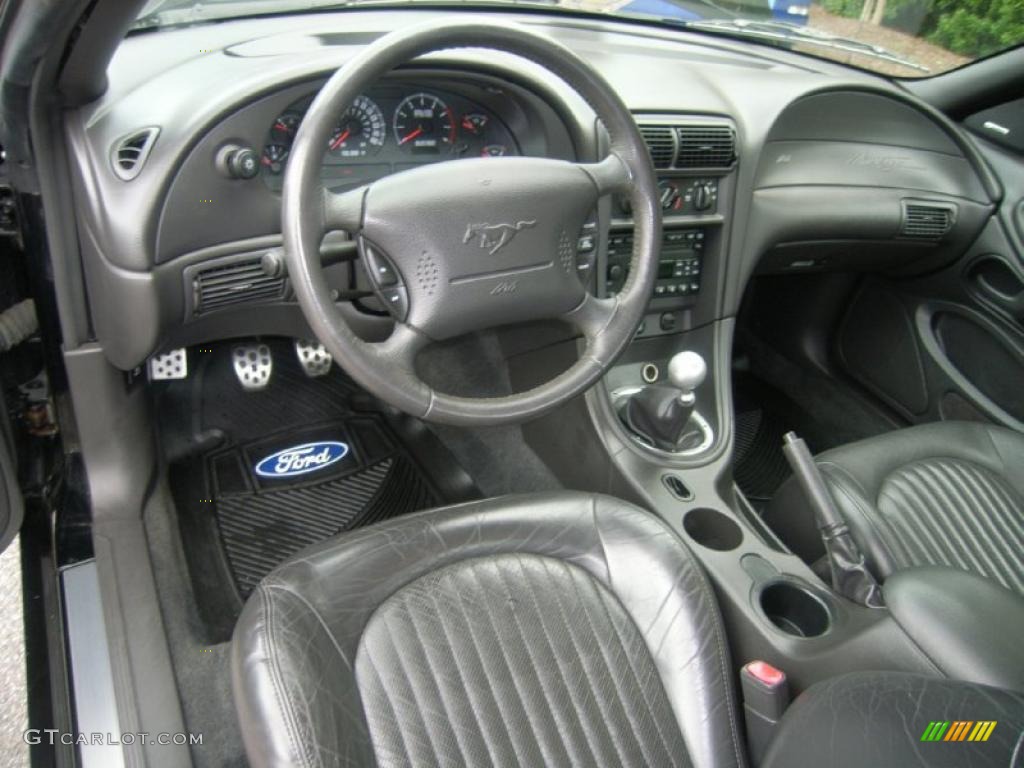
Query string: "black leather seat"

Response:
xmin=231 ymin=493 xmax=746 ymax=768
xmin=231 ymin=490 xmax=1024 ymax=767
xmin=766 ymin=421 xmax=1024 ymax=595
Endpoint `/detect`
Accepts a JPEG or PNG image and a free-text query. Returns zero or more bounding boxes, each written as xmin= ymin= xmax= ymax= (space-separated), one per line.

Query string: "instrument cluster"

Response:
xmin=260 ymin=85 xmax=519 ymax=190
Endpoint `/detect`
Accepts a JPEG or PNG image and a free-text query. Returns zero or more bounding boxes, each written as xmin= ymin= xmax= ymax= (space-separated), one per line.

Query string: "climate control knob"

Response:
xmin=693 ymin=183 xmax=714 ymax=212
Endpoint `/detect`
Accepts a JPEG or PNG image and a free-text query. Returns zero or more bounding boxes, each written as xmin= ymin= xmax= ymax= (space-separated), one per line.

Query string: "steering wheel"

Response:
xmin=283 ymin=19 xmax=661 ymax=426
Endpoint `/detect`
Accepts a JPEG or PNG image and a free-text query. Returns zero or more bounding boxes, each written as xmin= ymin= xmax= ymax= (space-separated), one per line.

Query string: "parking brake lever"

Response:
xmin=781 ymin=432 xmax=885 ymax=608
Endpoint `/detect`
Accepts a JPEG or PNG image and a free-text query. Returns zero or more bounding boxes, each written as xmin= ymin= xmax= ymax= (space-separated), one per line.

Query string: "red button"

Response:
xmin=745 ymin=660 xmax=786 ymax=687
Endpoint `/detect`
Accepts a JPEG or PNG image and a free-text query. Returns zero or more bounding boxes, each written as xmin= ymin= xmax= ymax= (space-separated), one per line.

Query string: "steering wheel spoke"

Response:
xmin=373 ymin=321 xmax=429 ymax=373
xmin=578 ymin=152 xmax=632 ymax=197
xmin=322 ymin=185 xmax=367 ymax=233
xmin=562 ymin=293 xmax=619 ymax=343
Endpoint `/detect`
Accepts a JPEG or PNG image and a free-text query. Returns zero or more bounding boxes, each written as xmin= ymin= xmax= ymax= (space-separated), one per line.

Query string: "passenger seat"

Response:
xmin=765 ymin=420 xmax=1024 ymax=595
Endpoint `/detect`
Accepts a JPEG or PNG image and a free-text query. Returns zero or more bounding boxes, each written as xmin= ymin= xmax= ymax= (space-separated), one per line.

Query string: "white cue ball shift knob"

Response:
xmin=667 ymin=351 xmax=707 ymax=394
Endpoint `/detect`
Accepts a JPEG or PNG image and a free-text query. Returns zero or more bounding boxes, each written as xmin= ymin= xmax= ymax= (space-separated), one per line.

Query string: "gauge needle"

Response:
xmin=330 ymin=129 xmax=351 ymax=151
xmin=399 ymin=127 xmax=424 ymax=145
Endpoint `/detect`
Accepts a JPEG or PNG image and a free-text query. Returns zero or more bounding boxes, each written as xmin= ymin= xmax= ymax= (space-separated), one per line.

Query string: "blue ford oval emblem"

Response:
xmin=254 ymin=441 xmax=349 ymax=479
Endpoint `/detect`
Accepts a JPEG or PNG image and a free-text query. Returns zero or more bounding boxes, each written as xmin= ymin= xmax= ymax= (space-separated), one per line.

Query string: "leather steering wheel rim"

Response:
xmin=282 ymin=18 xmax=661 ymax=426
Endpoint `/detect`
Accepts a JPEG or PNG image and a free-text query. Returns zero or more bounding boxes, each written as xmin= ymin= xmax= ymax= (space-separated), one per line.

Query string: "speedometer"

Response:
xmin=393 ymin=93 xmax=455 ymax=154
xmin=327 ymin=95 xmax=386 ymax=158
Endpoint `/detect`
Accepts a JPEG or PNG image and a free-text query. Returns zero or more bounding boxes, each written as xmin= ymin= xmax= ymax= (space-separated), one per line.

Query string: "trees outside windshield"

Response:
xmin=812 ymin=0 xmax=1023 ymax=74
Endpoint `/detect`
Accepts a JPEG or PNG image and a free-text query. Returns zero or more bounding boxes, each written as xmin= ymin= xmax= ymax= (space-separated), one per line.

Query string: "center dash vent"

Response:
xmin=192 ymin=256 xmax=286 ymax=314
xmin=901 ymin=203 xmax=954 ymax=241
xmin=675 ymin=125 xmax=736 ymax=168
xmin=637 ymin=121 xmax=736 ymax=171
xmin=111 ymin=127 xmax=160 ymax=181
xmin=639 ymin=125 xmax=676 ymax=170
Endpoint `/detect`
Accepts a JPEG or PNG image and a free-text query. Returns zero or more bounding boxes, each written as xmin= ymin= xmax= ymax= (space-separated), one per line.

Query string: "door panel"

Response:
xmin=837 ymin=125 xmax=1024 ymax=433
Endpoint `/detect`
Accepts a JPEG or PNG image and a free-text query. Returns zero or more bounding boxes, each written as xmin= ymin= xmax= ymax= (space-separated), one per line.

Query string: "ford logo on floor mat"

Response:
xmin=255 ymin=441 xmax=349 ymax=479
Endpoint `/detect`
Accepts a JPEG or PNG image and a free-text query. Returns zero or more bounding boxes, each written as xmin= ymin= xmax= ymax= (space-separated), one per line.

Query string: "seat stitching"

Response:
xmin=536 ymin=557 xmax=638 ymax=765
xmin=361 ymin=635 xmax=416 ymax=766
xmin=505 ymin=557 xmax=606 ymax=767
xmin=900 ymin=462 xmax=991 ymax=574
xmin=584 ymin=572 xmax=684 ymax=766
xmin=453 ymin=563 xmax=535 ymax=768
xmin=435 ymin=565 xmax=524 ymax=764
xmin=424 ymin=577 xmax=503 ymax=767
xmin=377 ymin=603 xmax=449 ymax=766
xmin=942 ymin=460 xmax=1022 ymax=588
xmin=881 ymin=466 xmax=966 ymax=570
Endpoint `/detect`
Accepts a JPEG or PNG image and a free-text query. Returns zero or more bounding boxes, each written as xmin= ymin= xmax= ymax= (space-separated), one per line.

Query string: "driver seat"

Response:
xmin=231 ymin=492 xmax=745 ymax=767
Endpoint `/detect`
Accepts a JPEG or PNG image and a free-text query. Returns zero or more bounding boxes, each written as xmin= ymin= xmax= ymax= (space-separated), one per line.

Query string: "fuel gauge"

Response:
xmin=461 ymin=113 xmax=489 ymax=135
xmin=261 ymin=143 xmax=289 ymax=175
xmin=481 ymin=144 xmax=508 ymax=157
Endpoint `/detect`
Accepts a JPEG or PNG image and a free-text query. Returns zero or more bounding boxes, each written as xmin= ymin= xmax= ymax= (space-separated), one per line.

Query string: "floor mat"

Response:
xmin=157 ymin=338 xmax=477 ymax=642
xmin=732 ymin=375 xmax=813 ymax=505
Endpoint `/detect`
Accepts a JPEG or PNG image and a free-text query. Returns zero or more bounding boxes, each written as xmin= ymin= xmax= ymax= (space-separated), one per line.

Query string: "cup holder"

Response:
xmin=759 ymin=580 xmax=831 ymax=638
xmin=683 ymin=507 xmax=743 ymax=551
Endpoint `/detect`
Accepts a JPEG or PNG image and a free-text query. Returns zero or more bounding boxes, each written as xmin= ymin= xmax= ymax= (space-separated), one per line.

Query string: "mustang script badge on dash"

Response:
xmin=254 ymin=441 xmax=349 ymax=479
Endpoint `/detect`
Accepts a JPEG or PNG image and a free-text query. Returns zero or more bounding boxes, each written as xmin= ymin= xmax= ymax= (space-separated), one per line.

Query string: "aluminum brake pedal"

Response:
xmin=232 ymin=343 xmax=272 ymax=391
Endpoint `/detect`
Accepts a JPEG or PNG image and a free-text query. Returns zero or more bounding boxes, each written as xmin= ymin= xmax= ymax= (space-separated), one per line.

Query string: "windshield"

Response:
xmin=133 ymin=0 xmax=1022 ymax=78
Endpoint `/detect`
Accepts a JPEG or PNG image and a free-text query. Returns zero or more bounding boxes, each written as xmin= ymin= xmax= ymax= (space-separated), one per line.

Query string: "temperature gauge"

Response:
xmin=481 ymin=144 xmax=508 ymax=158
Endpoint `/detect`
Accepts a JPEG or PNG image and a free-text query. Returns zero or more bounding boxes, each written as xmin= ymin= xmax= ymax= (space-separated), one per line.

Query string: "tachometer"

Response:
xmin=328 ymin=95 xmax=386 ymax=158
xmin=393 ymin=93 xmax=455 ymax=154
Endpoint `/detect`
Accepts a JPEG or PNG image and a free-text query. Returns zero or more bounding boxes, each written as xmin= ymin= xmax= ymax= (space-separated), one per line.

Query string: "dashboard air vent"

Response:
xmin=638 ymin=125 xmax=676 ymax=170
xmin=675 ymin=125 xmax=736 ymax=169
xmin=901 ymin=203 xmax=954 ymax=240
xmin=193 ymin=256 xmax=286 ymax=314
xmin=111 ymin=127 xmax=159 ymax=181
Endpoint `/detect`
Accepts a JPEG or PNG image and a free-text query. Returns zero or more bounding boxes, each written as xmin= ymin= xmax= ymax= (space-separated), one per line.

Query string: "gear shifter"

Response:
xmin=621 ymin=351 xmax=707 ymax=452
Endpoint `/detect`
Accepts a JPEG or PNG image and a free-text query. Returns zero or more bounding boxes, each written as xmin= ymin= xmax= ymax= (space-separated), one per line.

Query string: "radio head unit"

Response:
xmin=606 ymin=228 xmax=704 ymax=298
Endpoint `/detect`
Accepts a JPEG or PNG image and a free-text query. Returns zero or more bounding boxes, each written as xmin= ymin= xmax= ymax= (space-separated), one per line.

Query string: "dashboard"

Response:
xmin=62 ymin=9 xmax=998 ymax=371
xmin=259 ymin=85 xmax=520 ymax=192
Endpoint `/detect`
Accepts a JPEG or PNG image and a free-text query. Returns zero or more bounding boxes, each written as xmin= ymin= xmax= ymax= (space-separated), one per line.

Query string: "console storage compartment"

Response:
xmin=884 ymin=566 xmax=1024 ymax=690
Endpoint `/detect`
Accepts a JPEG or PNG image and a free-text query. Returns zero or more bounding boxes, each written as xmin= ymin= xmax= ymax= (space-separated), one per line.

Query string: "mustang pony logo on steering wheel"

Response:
xmin=463 ymin=220 xmax=537 ymax=255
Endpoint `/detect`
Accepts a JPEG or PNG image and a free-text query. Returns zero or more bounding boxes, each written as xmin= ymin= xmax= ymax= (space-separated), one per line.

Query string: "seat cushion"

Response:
xmin=765 ymin=421 xmax=1024 ymax=594
xmin=231 ymin=492 xmax=746 ymax=768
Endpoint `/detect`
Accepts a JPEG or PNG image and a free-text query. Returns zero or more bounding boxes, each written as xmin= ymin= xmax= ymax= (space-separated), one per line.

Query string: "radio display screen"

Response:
xmin=658 ymin=261 xmax=676 ymax=280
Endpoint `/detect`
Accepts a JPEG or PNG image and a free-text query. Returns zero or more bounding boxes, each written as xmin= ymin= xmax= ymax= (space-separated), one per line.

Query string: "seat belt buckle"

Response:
xmin=740 ymin=660 xmax=790 ymax=764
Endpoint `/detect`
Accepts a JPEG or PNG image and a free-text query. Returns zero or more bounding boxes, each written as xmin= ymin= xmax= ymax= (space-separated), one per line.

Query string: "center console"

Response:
xmin=574 ymin=117 xmax=947 ymax=699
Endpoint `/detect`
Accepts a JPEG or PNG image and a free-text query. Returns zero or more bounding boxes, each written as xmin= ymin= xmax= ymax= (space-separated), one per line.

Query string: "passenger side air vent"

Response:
xmin=639 ymin=125 xmax=676 ymax=170
xmin=901 ymin=202 xmax=954 ymax=241
xmin=110 ymin=127 xmax=159 ymax=181
xmin=192 ymin=256 xmax=286 ymax=314
xmin=675 ymin=125 xmax=735 ymax=169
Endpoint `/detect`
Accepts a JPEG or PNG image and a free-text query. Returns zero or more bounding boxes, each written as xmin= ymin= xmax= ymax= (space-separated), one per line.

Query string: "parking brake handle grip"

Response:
xmin=782 ymin=432 xmax=885 ymax=609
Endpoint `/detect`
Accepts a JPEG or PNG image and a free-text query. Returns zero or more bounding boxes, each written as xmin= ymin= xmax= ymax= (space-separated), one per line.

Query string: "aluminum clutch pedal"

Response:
xmin=294 ymin=339 xmax=333 ymax=377
xmin=232 ymin=343 xmax=273 ymax=391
